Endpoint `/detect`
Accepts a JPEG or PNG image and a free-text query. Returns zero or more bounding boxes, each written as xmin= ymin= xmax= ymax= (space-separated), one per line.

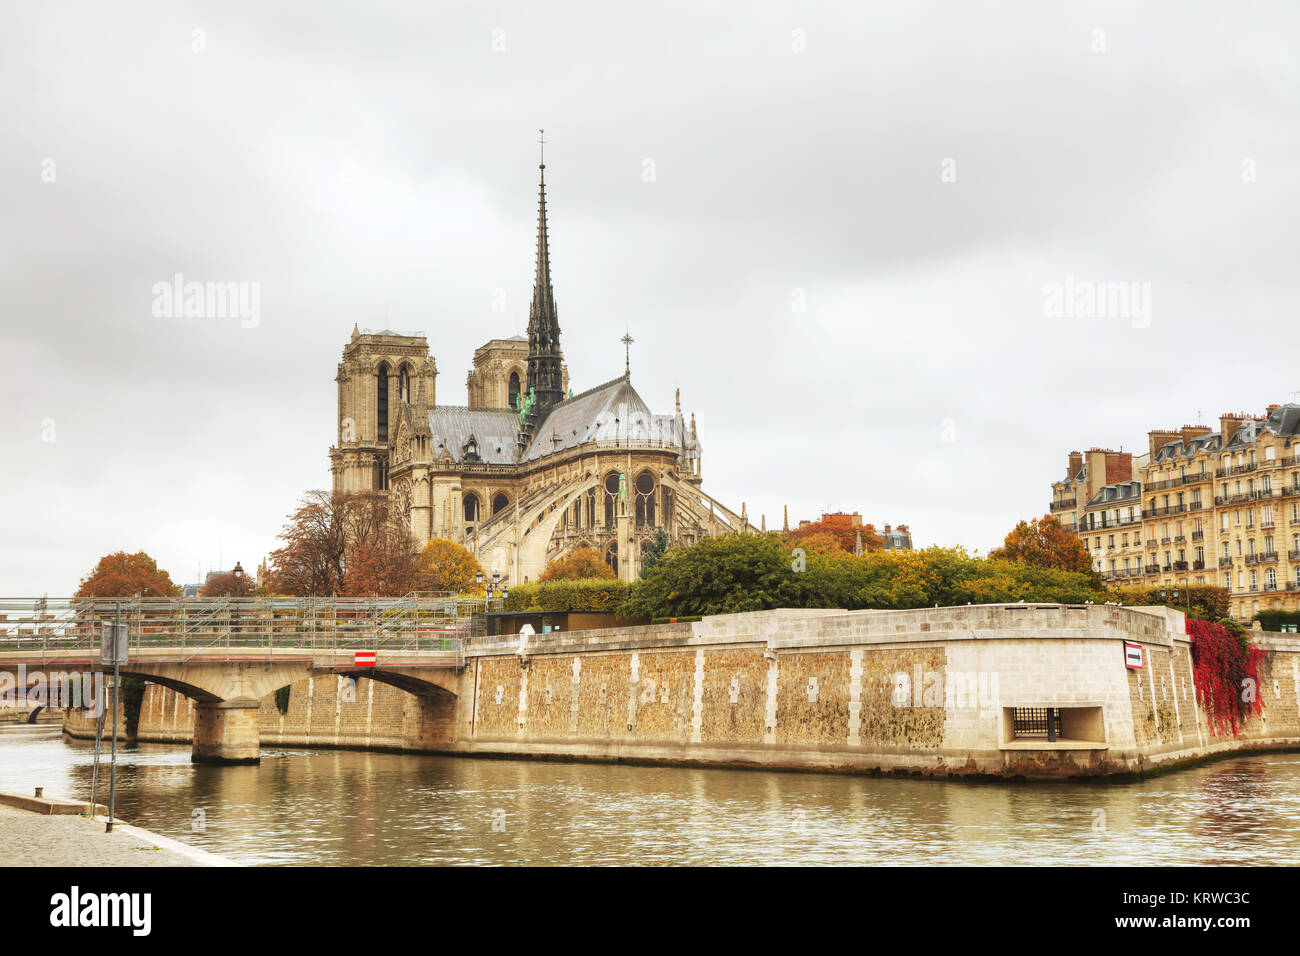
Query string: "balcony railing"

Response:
xmin=1143 ymin=505 xmax=1186 ymax=518
xmin=1219 ymin=557 xmax=1234 ymax=569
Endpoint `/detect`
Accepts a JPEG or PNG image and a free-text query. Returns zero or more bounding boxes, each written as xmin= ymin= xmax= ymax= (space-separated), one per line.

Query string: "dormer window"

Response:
xmin=463 ymin=434 xmax=481 ymax=463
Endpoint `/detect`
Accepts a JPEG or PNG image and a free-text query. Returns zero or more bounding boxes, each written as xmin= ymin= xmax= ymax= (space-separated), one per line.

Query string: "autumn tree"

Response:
xmin=540 ymin=546 xmax=616 ymax=581
xmin=784 ymin=514 xmax=884 ymax=554
xmin=412 ymin=539 xmax=483 ymax=594
xmin=265 ymin=490 xmax=349 ymax=596
xmin=989 ymin=514 xmax=1095 ymax=577
xmin=342 ymin=524 xmax=418 ymax=596
xmin=199 ymin=570 xmax=252 ymax=597
xmin=75 ymin=551 xmax=180 ymax=598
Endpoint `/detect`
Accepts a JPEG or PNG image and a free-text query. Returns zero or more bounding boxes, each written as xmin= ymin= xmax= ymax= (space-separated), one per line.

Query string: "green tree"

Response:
xmin=639 ymin=528 xmax=671 ymax=577
xmin=621 ymin=533 xmax=801 ymax=618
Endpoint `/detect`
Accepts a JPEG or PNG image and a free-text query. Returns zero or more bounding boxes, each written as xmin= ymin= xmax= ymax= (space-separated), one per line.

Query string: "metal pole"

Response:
xmin=107 ymin=600 xmax=119 ymax=833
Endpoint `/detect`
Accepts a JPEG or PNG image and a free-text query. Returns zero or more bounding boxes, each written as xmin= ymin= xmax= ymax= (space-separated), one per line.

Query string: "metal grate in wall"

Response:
xmin=1011 ymin=707 xmax=1062 ymax=739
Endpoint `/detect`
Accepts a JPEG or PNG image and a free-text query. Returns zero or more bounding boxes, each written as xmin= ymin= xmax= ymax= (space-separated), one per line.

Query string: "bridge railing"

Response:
xmin=0 ymin=596 xmax=488 ymax=665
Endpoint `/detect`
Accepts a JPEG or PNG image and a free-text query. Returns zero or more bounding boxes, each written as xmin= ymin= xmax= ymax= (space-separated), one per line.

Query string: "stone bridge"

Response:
xmin=0 ymin=596 xmax=471 ymax=764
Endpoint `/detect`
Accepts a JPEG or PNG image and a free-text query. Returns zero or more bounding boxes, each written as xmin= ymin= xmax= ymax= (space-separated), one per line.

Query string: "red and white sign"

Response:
xmin=355 ymin=651 xmax=377 ymax=667
xmin=1123 ymin=642 xmax=1143 ymax=670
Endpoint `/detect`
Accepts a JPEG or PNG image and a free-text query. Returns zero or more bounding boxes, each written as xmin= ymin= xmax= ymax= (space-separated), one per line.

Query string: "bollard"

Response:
xmin=34 ymin=787 xmax=44 ymax=798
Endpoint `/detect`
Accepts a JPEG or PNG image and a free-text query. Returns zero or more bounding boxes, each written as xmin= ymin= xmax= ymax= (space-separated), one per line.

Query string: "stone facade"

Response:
xmin=69 ymin=604 xmax=1300 ymax=780
xmin=325 ymin=158 xmax=745 ymax=584
xmin=1051 ymin=404 xmax=1300 ymax=620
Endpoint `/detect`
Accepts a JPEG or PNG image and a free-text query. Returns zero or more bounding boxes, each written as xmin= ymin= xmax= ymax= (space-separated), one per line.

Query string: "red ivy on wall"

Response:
xmin=1187 ymin=619 xmax=1265 ymax=737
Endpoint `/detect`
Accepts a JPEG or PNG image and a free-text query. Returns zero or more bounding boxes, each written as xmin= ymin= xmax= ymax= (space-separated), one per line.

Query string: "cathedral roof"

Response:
xmin=426 ymin=406 xmax=520 ymax=465
xmin=520 ymin=375 xmax=682 ymax=464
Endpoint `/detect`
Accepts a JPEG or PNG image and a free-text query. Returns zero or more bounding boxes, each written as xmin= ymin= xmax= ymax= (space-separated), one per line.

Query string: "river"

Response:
xmin=1 ymin=724 xmax=1295 ymax=865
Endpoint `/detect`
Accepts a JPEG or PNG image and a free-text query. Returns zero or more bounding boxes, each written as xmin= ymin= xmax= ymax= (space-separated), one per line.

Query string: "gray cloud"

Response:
xmin=3 ymin=0 xmax=1298 ymax=592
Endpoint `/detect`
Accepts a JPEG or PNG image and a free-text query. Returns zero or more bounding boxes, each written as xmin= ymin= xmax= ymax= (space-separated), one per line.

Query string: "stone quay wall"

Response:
xmin=63 ymin=604 xmax=1300 ymax=778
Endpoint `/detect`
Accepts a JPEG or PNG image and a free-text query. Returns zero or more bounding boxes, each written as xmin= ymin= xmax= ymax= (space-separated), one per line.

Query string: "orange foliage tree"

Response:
xmin=265 ymin=490 xmax=354 ymax=596
xmin=75 ymin=551 xmax=180 ymax=598
xmin=343 ymin=525 xmax=418 ymax=596
xmin=412 ymin=539 xmax=483 ymax=594
xmin=539 ymin=547 xmax=616 ymax=581
xmin=989 ymin=514 xmax=1094 ymax=576
xmin=784 ymin=515 xmax=884 ymax=554
xmin=199 ymin=571 xmax=252 ymax=597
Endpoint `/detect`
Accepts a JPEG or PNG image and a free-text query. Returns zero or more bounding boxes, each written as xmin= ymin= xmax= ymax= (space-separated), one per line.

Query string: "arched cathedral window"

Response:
xmin=604 ymin=473 xmax=620 ymax=527
xmin=508 ymin=372 xmax=521 ymax=410
xmin=492 ymin=493 xmax=509 ymax=516
xmin=400 ymin=366 xmax=411 ymax=403
xmin=635 ymin=471 xmax=655 ymax=527
xmin=377 ymin=363 xmax=390 ymax=442
xmin=464 ymin=493 xmax=480 ymax=524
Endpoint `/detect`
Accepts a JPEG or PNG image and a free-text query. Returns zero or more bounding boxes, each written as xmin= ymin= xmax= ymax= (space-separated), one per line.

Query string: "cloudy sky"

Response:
xmin=3 ymin=1 xmax=1298 ymax=594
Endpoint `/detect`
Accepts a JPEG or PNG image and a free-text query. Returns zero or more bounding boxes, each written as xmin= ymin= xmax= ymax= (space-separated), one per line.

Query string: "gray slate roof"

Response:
xmin=522 ymin=375 xmax=682 ymax=464
xmin=423 ymin=374 xmax=685 ymax=467
xmin=426 ymin=406 xmax=520 ymax=464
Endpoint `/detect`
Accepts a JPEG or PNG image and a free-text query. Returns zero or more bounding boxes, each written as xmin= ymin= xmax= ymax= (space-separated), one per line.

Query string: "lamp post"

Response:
xmin=231 ymin=561 xmax=245 ymax=638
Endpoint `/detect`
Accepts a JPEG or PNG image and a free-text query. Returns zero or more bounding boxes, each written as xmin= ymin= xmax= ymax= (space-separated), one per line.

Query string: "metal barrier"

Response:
xmin=0 ymin=595 xmax=493 ymax=664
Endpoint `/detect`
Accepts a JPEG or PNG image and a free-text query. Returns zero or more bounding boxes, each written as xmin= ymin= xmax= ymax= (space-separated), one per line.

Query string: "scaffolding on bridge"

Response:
xmin=0 ymin=594 xmax=493 ymax=661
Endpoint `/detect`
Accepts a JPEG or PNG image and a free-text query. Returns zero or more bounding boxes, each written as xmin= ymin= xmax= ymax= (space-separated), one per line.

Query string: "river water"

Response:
xmin=1 ymin=724 xmax=1295 ymax=865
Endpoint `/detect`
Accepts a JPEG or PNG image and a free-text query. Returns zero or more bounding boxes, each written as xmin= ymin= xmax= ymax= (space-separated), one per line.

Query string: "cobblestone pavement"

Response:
xmin=0 ymin=804 xmax=224 ymax=866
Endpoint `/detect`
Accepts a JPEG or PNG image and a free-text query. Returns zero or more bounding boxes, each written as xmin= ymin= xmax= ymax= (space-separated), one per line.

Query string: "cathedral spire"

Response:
xmin=525 ymin=129 xmax=565 ymax=426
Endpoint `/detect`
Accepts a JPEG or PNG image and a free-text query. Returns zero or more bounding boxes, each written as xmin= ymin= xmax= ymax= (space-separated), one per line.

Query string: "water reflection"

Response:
xmin=1 ymin=725 xmax=1297 ymax=866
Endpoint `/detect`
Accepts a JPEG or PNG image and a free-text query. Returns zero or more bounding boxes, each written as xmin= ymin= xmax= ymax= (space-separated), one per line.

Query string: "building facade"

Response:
xmin=1050 ymin=406 xmax=1300 ymax=620
xmin=329 ymin=155 xmax=755 ymax=585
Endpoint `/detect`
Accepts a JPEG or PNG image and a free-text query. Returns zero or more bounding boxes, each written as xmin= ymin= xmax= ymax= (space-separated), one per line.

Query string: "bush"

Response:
xmin=503 ymin=579 xmax=632 ymax=614
xmin=1114 ymin=585 xmax=1229 ymax=621
xmin=1254 ymin=609 xmax=1300 ymax=632
xmin=616 ymin=535 xmax=1115 ymax=621
xmin=120 ymin=676 xmax=147 ymax=738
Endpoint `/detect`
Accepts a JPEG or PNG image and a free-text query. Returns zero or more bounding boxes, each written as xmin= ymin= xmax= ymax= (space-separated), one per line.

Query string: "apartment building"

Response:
xmin=1050 ymin=404 xmax=1300 ymax=621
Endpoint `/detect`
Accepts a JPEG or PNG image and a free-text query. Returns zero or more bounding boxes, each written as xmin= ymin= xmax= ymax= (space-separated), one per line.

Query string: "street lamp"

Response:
xmin=231 ymin=561 xmax=245 ymax=638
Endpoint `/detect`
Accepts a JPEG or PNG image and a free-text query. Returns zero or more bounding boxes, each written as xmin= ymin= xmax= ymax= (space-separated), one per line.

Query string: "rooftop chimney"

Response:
xmin=1219 ymin=413 xmax=1247 ymax=446
xmin=1147 ymin=429 xmax=1180 ymax=458
xmin=1067 ymin=451 xmax=1083 ymax=480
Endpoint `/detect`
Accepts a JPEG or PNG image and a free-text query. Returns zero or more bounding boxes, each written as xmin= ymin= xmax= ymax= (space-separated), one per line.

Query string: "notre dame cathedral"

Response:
xmin=329 ymin=151 xmax=755 ymax=584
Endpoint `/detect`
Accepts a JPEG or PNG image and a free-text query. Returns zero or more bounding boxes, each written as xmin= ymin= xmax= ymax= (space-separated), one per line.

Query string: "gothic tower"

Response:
xmin=331 ymin=325 xmax=436 ymax=494
xmin=523 ymin=142 xmax=565 ymax=444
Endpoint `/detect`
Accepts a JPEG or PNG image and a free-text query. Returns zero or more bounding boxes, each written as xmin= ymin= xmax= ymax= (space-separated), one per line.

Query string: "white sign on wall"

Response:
xmin=1123 ymin=641 xmax=1143 ymax=670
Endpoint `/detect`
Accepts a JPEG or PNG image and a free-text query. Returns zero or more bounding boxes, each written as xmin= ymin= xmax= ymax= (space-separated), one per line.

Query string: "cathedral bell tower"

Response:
xmin=521 ymin=131 xmax=565 ymax=448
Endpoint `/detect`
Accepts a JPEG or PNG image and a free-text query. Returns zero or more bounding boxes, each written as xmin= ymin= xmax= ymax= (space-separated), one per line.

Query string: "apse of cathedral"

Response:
xmin=329 ymin=151 xmax=756 ymax=585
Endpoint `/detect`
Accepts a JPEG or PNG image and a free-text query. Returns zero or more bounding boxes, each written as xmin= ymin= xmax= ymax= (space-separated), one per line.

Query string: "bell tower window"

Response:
xmin=377 ymin=363 xmax=390 ymax=443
